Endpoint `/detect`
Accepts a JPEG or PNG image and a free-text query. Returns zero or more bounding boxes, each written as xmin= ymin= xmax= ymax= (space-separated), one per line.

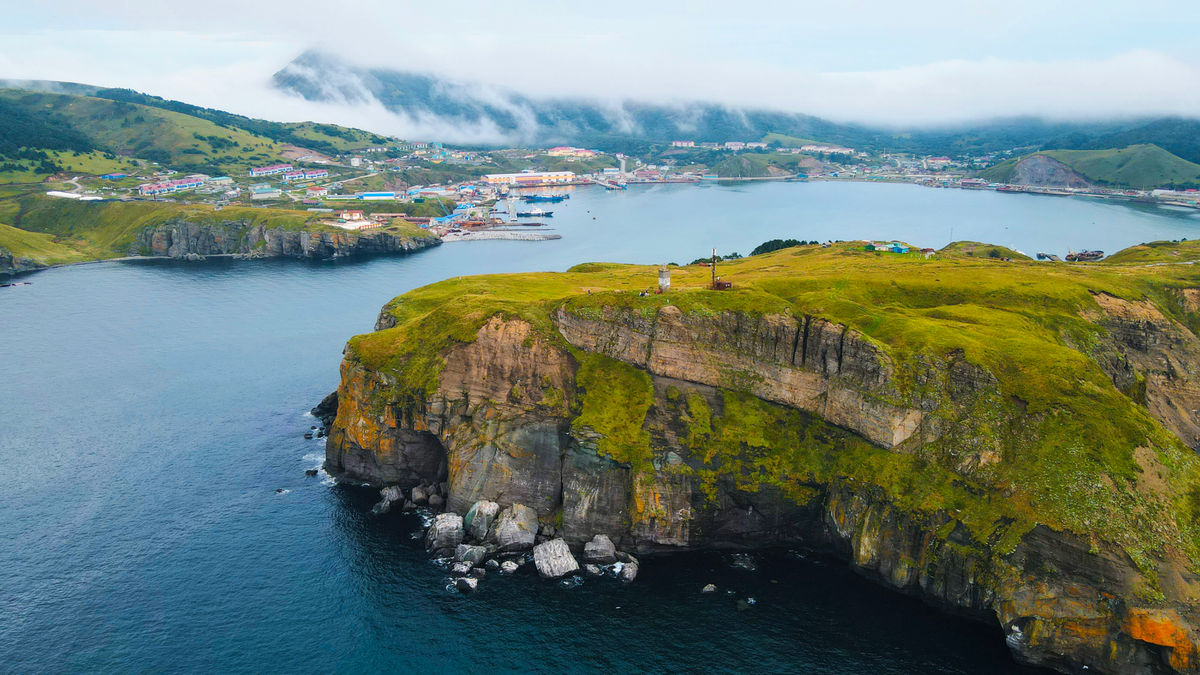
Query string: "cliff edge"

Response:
xmin=325 ymin=242 xmax=1200 ymax=673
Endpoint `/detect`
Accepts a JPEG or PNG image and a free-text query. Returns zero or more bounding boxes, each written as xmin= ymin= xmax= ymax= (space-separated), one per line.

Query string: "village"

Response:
xmin=42 ymin=136 xmax=1200 ymax=248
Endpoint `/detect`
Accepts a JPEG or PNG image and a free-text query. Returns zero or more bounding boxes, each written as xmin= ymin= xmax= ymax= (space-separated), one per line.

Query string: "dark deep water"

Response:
xmin=3 ymin=182 xmax=1197 ymax=673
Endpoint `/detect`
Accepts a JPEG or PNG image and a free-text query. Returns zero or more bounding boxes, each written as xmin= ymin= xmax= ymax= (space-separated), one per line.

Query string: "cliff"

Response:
xmin=0 ymin=245 xmax=45 ymax=275
xmin=130 ymin=219 xmax=440 ymax=260
xmin=325 ymin=243 xmax=1200 ymax=673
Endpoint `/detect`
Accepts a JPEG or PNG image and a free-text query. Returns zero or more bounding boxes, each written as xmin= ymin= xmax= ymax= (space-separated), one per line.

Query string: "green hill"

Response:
xmin=0 ymin=89 xmax=290 ymax=176
xmin=981 ymin=144 xmax=1200 ymax=189
xmin=939 ymin=240 xmax=1032 ymax=260
xmin=0 ymin=85 xmax=401 ymax=181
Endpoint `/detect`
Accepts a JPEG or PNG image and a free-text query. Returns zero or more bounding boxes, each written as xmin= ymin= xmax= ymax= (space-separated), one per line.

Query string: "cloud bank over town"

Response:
xmin=0 ymin=0 xmax=1197 ymax=140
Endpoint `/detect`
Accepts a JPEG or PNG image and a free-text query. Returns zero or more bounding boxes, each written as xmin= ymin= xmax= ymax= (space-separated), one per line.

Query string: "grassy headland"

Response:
xmin=349 ymin=241 xmax=1200 ymax=577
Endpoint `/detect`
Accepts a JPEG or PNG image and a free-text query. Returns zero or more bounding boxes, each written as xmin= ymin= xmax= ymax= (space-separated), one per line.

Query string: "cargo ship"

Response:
xmin=515 ymin=208 xmax=553 ymax=217
xmin=522 ymin=194 xmax=568 ymax=203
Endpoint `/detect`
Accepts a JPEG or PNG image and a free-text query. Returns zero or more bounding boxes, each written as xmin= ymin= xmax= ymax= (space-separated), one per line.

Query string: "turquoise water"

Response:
xmin=2 ymin=182 xmax=1196 ymax=673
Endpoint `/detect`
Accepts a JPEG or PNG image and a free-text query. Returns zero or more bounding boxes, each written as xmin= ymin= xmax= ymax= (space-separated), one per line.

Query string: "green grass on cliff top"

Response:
xmin=0 ymin=192 xmax=434 ymax=262
xmin=352 ymin=241 xmax=1200 ymax=570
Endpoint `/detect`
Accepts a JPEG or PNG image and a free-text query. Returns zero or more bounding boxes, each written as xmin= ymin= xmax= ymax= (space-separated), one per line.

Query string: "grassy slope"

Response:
xmin=982 ymin=144 xmax=1200 ymax=188
xmin=1044 ymin=145 xmax=1200 ymax=188
xmin=1103 ymin=239 xmax=1200 ymax=265
xmin=713 ymin=152 xmax=811 ymax=178
xmin=939 ymin=240 xmax=1033 ymax=260
xmin=349 ymin=242 xmax=1200 ymax=579
xmin=0 ymin=222 xmax=90 ymax=264
xmin=282 ymin=122 xmax=388 ymax=152
xmin=0 ymin=90 xmax=288 ymax=175
xmin=762 ymin=132 xmax=824 ymax=147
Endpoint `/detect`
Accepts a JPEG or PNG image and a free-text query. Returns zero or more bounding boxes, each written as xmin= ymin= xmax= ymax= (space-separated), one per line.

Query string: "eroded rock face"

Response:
xmin=325 ymin=307 xmax=1200 ymax=674
xmin=0 ymin=246 xmax=45 ymax=276
xmin=555 ymin=305 xmax=923 ymax=448
xmin=1092 ymin=292 xmax=1200 ymax=450
xmin=132 ymin=220 xmax=439 ymax=260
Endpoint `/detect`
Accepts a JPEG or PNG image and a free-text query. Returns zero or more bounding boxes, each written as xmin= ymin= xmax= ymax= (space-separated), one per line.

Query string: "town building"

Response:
xmin=724 ymin=142 xmax=746 ymax=151
xmin=481 ymin=171 xmax=576 ymax=186
xmin=281 ymin=170 xmax=306 ymax=182
xmin=249 ymin=164 xmax=293 ymax=177
xmin=250 ymin=185 xmax=282 ymax=200
xmin=137 ymin=176 xmax=206 ymax=196
xmin=339 ymin=210 xmax=364 ymax=221
xmin=359 ymin=192 xmax=395 ymax=200
xmin=302 ymin=169 xmax=328 ymax=180
xmin=745 ymin=142 xmax=767 ymax=150
xmin=306 ymin=186 xmax=328 ymax=198
xmin=101 ymin=173 xmax=127 ymax=180
xmin=671 ymin=141 xmax=695 ymax=148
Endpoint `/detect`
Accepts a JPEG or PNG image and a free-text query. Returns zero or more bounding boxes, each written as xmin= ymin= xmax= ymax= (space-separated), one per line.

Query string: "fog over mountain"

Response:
xmin=271 ymin=51 xmax=1200 ymax=159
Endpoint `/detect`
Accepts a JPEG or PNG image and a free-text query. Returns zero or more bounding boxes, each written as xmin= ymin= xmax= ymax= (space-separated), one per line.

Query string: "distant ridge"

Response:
xmin=981 ymin=144 xmax=1200 ymax=189
xmin=272 ymin=50 xmax=1200 ymax=158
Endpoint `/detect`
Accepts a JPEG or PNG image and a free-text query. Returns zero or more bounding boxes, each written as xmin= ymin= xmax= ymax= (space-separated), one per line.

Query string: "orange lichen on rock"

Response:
xmin=1125 ymin=609 xmax=1198 ymax=672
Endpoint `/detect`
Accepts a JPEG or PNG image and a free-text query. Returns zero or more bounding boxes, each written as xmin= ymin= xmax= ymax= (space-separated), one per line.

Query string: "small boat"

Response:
xmin=523 ymin=194 xmax=568 ymax=203
xmin=1065 ymin=250 xmax=1103 ymax=262
xmin=516 ymin=208 xmax=553 ymax=217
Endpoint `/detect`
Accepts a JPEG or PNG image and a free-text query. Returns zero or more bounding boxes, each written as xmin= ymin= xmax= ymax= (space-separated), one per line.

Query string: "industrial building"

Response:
xmin=481 ymin=171 xmax=576 ymax=186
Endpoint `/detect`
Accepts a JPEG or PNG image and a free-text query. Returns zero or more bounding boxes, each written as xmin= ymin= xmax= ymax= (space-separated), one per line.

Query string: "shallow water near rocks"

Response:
xmin=5 ymin=181 xmax=1192 ymax=672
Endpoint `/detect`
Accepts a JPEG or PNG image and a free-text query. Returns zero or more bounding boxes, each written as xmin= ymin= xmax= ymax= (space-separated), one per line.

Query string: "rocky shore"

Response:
xmin=320 ymin=244 xmax=1200 ymax=674
xmin=132 ymin=219 xmax=440 ymax=260
xmin=0 ymin=246 xmax=45 ymax=275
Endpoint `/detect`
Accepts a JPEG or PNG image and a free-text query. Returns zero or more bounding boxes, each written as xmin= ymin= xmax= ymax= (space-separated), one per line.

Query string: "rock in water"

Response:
xmin=702 ymin=583 xmax=718 ymax=593
xmin=454 ymin=544 xmax=488 ymax=567
xmin=619 ymin=561 xmax=639 ymax=583
xmin=424 ymin=513 xmax=464 ymax=557
xmin=584 ymin=564 xmax=603 ymax=577
xmin=450 ymin=561 xmax=472 ymax=576
xmin=411 ymin=485 xmax=428 ymax=505
xmin=455 ymin=577 xmax=478 ymax=593
xmin=533 ymin=538 xmax=580 ymax=579
xmin=490 ymin=504 xmax=538 ymax=552
xmin=428 ymin=493 xmax=444 ymax=509
xmin=499 ymin=560 xmax=519 ymax=575
xmin=464 ymin=500 xmax=500 ymax=542
xmin=582 ymin=534 xmax=617 ymax=564
xmin=485 ymin=559 xmax=500 ymax=571
xmin=371 ymin=485 xmax=405 ymax=514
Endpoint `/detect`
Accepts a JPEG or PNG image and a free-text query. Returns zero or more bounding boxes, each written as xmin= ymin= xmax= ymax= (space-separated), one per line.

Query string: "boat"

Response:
xmin=1065 ymin=250 xmax=1104 ymax=262
xmin=522 ymin=194 xmax=568 ymax=203
xmin=515 ymin=208 xmax=553 ymax=217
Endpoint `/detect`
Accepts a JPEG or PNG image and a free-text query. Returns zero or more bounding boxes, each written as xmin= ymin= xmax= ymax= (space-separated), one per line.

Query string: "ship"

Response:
xmin=522 ymin=194 xmax=568 ymax=203
xmin=1065 ymin=250 xmax=1104 ymax=262
xmin=515 ymin=208 xmax=553 ymax=217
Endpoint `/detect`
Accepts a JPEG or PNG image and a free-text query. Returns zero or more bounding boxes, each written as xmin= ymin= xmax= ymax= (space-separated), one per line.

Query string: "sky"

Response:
xmin=1 ymin=0 xmax=1198 ymax=137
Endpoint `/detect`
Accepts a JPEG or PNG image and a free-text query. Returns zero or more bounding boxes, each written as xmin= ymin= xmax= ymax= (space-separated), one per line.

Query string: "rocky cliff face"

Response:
xmin=0 ymin=246 xmax=45 ymax=276
xmin=324 ymin=255 xmax=1200 ymax=674
xmin=131 ymin=219 xmax=439 ymax=260
xmin=1010 ymin=154 xmax=1091 ymax=188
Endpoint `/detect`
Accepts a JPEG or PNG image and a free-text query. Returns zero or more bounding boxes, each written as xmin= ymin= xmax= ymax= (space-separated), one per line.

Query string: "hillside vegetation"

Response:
xmin=354 ymin=241 xmax=1200 ymax=577
xmin=983 ymin=144 xmax=1200 ymax=189
xmin=0 ymin=85 xmax=399 ymax=181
